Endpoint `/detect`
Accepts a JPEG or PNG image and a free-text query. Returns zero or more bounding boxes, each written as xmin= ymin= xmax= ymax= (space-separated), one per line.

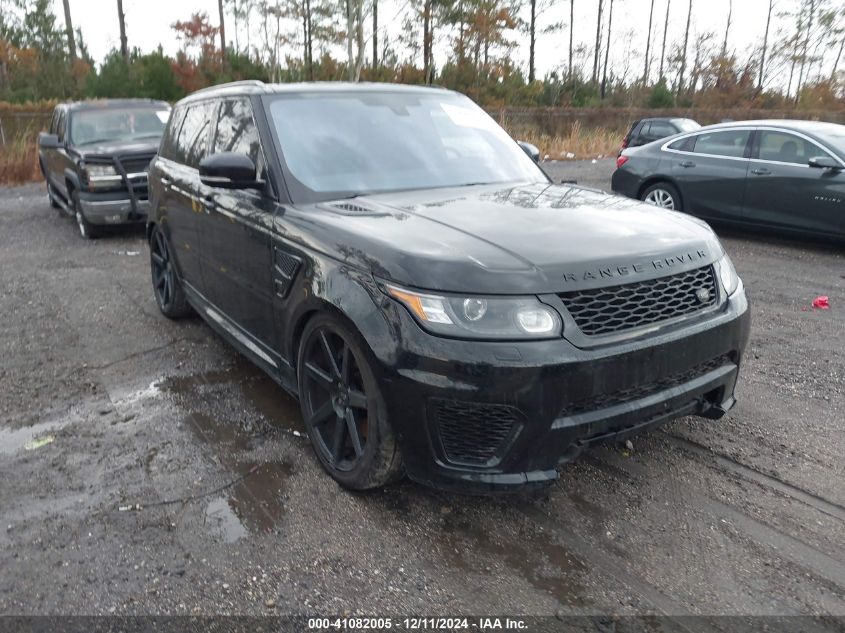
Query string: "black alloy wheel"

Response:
xmin=149 ymin=226 xmax=192 ymax=318
xmin=297 ymin=315 xmax=402 ymax=489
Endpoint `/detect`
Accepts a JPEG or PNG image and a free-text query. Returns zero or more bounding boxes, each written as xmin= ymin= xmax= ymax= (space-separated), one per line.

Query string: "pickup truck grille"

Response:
xmin=558 ymin=265 xmax=718 ymax=337
xmin=118 ymin=154 xmax=155 ymax=175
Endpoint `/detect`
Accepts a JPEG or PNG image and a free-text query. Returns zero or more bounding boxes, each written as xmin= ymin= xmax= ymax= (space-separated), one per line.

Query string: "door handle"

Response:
xmin=160 ymin=177 xmax=171 ymax=187
xmin=679 ymin=160 xmax=696 ymax=168
xmin=751 ymin=168 xmax=771 ymax=176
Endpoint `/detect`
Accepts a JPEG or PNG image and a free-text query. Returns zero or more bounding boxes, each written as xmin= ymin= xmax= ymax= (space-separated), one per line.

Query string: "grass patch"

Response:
xmin=0 ymin=134 xmax=41 ymax=185
xmin=510 ymin=121 xmax=622 ymax=161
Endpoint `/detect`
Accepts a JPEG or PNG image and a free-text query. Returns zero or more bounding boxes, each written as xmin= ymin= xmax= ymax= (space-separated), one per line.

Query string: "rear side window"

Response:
xmin=690 ymin=130 xmax=750 ymax=158
xmin=213 ymin=98 xmax=265 ymax=179
xmin=648 ymin=121 xmax=676 ymax=139
xmin=757 ymin=130 xmax=823 ymax=165
xmin=159 ymin=106 xmax=186 ymax=161
xmin=173 ymin=102 xmax=215 ymax=168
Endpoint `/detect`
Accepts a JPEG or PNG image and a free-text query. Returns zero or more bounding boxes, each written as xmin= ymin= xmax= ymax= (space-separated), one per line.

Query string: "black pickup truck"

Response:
xmin=37 ymin=99 xmax=171 ymax=238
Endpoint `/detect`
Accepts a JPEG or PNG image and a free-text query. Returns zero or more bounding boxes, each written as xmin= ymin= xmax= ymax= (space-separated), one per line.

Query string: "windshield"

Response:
xmin=70 ymin=107 xmax=170 ymax=145
xmin=265 ymin=91 xmax=546 ymax=202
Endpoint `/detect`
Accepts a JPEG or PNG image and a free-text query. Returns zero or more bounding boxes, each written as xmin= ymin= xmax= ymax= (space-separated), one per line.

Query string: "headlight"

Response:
xmin=385 ymin=284 xmax=562 ymax=340
xmin=716 ymin=254 xmax=740 ymax=296
xmin=84 ymin=164 xmax=117 ymax=178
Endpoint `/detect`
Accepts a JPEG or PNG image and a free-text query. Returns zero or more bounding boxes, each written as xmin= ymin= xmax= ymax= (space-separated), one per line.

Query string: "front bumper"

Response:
xmin=78 ymin=191 xmax=149 ymax=225
xmin=373 ymin=288 xmax=750 ymax=493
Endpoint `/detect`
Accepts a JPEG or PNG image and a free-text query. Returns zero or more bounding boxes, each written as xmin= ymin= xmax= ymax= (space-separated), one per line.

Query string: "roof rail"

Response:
xmin=190 ymin=80 xmax=266 ymax=95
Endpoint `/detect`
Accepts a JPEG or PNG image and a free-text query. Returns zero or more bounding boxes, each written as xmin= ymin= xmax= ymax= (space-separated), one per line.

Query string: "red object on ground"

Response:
xmin=812 ymin=296 xmax=830 ymax=309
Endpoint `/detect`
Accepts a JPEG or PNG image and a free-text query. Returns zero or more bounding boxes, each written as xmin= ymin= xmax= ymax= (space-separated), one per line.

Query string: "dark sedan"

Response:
xmin=612 ymin=120 xmax=845 ymax=240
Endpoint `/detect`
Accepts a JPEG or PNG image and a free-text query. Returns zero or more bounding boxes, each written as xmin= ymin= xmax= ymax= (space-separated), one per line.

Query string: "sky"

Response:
xmin=50 ymin=0 xmax=815 ymax=88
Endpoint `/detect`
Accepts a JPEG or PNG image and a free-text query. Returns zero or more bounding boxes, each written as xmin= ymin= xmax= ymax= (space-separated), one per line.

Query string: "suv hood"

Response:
xmin=288 ymin=182 xmax=724 ymax=295
xmin=72 ymin=138 xmax=161 ymax=160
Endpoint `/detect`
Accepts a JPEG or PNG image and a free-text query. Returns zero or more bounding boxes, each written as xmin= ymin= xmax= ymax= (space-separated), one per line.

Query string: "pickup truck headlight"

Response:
xmin=84 ymin=164 xmax=117 ymax=178
xmin=716 ymin=254 xmax=740 ymax=297
xmin=385 ymin=284 xmax=562 ymax=340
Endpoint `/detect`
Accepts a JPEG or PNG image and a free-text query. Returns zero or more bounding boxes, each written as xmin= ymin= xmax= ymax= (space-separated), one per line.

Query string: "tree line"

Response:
xmin=0 ymin=0 xmax=843 ymax=109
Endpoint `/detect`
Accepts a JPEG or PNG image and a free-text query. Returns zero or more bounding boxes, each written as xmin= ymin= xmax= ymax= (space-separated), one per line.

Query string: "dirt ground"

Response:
xmin=1 ymin=162 xmax=844 ymax=626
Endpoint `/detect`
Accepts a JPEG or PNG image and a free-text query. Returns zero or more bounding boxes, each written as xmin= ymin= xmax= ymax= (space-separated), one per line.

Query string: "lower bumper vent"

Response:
xmin=431 ymin=399 xmax=519 ymax=466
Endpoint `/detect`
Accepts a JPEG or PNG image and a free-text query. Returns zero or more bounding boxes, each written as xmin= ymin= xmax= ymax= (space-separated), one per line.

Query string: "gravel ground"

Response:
xmin=1 ymin=164 xmax=844 ymax=623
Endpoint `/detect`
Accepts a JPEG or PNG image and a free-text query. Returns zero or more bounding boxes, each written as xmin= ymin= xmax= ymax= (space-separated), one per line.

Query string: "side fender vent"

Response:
xmin=273 ymin=247 xmax=302 ymax=299
xmin=330 ymin=201 xmax=374 ymax=214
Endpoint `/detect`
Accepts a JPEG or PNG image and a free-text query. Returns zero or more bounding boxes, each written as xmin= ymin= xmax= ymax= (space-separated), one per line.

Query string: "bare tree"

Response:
xmin=62 ymin=0 xmax=76 ymax=59
xmin=528 ymin=0 xmax=536 ymax=81
xmin=568 ymin=0 xmax=574 ymax=79
xmin=372 ymin=0 xmax=378 ymax=67
xmin=833 ymin=23 xmax=844 ymax=80
xmin=659 ymin=0 xmax=671 ymax=79
xmin=592 ymin=0 xmax=603 ymax=82
xmin=720 ymin=0 xmax=731 ymax=58
xmin=795 ymin=0 xmax=816 ymax=100
xmin=218 ymin=0 xmax=228 ymax=61
xmin=758 ymin=0 xmax=774 ymax=90
xmin=643 ymin=0 xmax=655 ymax=83
xmin=676 ymin=0 xmax=692 ymax=95
xmin=116 ymin=0 xmax=128 ymax=63
xmin=600 ymin=0 xmax=614 ymax=98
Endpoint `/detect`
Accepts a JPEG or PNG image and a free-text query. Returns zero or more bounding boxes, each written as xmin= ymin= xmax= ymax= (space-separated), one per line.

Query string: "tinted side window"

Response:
xmin=174 ymin=102 xmax=214 ymax=168
xmin=213 ymin=98 xmax=265 ymax=179
xmin=649 ymin=121 xmax=676 ymax=139
xmin=56 ymin=111 xmax=67 ymax=142
xmin=758 ymin=130 xmax=822 ymax=165
xmin=49 ymin=109 xmax=59 ymax=134
xmin=159 ymin=106 xmax=186 ymax=161
xmin=691 ymin=130 xmax=750 ymax=158
xmin=668 ymin=136 xmax=696 ymax=152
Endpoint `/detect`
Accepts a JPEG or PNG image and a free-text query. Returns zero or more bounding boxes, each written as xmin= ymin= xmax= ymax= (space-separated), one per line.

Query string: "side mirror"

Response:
xmin=518 ymin=141 xmax=541 ymax=163
xmin=808 ymin=156 xmax=841 ymax=170
xmin=199 ymin=152 xmax=263 ymax=189
xmin=38 ymin=132 xmax=60 ymax=150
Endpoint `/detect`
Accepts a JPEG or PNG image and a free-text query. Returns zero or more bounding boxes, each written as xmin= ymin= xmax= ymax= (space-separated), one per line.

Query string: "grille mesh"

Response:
xmin=118 ymin=155 xmax=155 ymax=174
xmin=560 ymin=354 xmax=733 ymax=418
xmin=432 ymin=399 xmax=518 ymax=466
xmin=559 ymin=265 xmax=718 ymax=336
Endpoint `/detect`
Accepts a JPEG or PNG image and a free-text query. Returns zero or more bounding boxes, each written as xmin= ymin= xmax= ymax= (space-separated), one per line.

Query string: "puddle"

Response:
xmin=183 ymin=411 xmax=294 ymax=538
xmin=205 ymin=496 xmax=248 ymax=543
xmin=440 ymin=514 xmax=589 ymax=606
xmin=162 ymin=355 xmax=304 ymax=435
xmin=0 ymin=418 xmax=72 ymax=455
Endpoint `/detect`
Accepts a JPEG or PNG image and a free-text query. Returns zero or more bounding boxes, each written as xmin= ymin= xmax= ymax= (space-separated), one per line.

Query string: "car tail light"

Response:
xmin=616 ymin=155 xmax=629 ymax=169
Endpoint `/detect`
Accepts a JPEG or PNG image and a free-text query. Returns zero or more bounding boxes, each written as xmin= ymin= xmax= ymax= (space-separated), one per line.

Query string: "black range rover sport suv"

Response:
xmin=147 ymin=81 xmax=750 ymax=493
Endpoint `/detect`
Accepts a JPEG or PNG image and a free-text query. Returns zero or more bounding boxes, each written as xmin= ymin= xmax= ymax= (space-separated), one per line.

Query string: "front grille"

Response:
xmin=118 ymin=154 xmax=155 ymax=175
xmin=431 ymin=399 xmax=519 ymax=466
xmin=559 ymin=265 xmax=718 ymax=337
xmin=560 ymin=354 xmax=733 ymax=417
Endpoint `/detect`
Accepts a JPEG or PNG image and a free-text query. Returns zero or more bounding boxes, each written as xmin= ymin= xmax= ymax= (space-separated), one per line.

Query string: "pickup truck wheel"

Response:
xmin=46 ymin=183 xmax=61 ymax=210
xmin=149 ymin=225 xmax=192 ymax=319
xmin=71 ymin=190 xmax=102 ymax=239
xmin=297 ymin=314 xmax=403 ymax=490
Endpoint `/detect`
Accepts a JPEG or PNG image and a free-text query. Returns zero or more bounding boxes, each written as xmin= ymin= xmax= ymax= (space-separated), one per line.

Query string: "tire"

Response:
xmin=46 ymin=182 xmax=61 ymax=210
xmin=149 ymin=225 xmax=193 ymax=319
xmin=71 ymin=189 xmax=102 ymax=239
xmin=641 ymin=182 xmax=682 ymax=212
xmin=297 ymin=313 xmax=403 ymax=490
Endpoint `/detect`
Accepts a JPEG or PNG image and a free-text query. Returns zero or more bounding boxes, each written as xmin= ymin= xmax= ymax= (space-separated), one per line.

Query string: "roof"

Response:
xmin=59 ymin=99 xmax=170 ymax=112
xmin=175 ymin=80 xmax=451 ymax=105
xmin=699 ymin=118 xmax=845 ymax=133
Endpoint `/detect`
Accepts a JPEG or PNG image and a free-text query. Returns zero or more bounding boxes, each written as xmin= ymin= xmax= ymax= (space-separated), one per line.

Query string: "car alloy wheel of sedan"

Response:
xmin=643 ymin=188 xmax=676 ymax=209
